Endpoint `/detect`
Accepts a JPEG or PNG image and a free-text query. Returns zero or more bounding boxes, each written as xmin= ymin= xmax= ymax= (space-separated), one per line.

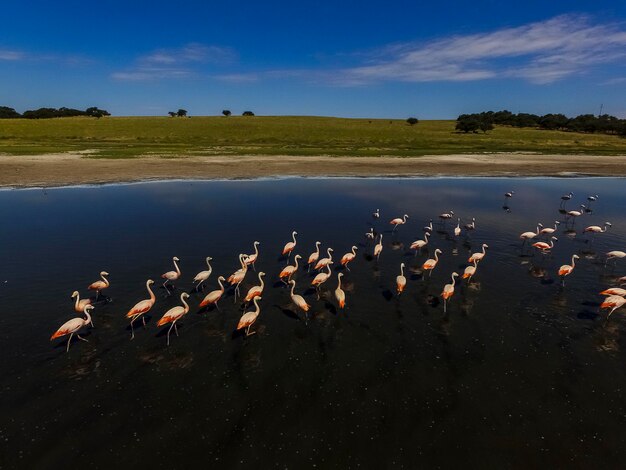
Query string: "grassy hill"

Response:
xmin=1 ymin=116 xmax=625 ymax=158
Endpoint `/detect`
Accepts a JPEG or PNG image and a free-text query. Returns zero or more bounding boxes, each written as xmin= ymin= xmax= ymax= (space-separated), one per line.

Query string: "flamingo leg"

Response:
xmin=607 ymin=306 xmax=618 ymax=319
xmin=174 ymin=323 xmax=179 ymax=336
xmin=130 ymin=318 xmax=136 ymax=340
xmin=215 ymin=300 xmax=221 ymax=312
xmin=142 ymin=316 xmax=146 ymax=327
xmin=166 ymin=323 xmax=174 ymax=346
xmin=66 ymin=333 xmax=74 ymax=352
xmin=95 ymin=290 xmax=100 ymax=301
xmin=76 ymin=334 xmax=89 ymax=342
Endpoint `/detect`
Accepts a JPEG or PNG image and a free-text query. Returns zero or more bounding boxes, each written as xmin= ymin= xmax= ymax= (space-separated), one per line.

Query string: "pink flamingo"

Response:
xmin=584 ymin=222 xmax=611 ymax=234
xmin=532 ymin=237 xmax=557 ymax=252
xmin=439 ymin=211 xmax=454 ymax=223
xmin=71 ymin=291 xmax=92 ymax=313
xmin=365 ymin=228 xmax=375 ymax=240
xmin=199 ymin=276 xmax=226 ymax=309
xmin=335 ymin=273 xmax=346 ymax=309
xmin=307 ymin=241 xmax=321 ymax=272
xmin=51 ymin=305 xmax=94 ymax=352
xmin=468 ymin=244 xmax=488 ymax=263
xmin=454 ymin=218 xmax=461 ymax=237
xmin=88 ymin=271 xmax=110 ymax=300
xmin=390 ymin=214 xmax=409 ymax=232
xmin=244 ymin=241 xmax=260 ymax=270
xmin=126 ymin=279 xmax=156 ymax=339
xmin=520 ymin=225 xmax=541 ymax=241
xmin=374 ymin=234 xmax=383 ymax=260
xmin=282 ymin=231 xmax=298 ymax=259
xmin=396 ymin=263 xmax=406 ymax=295
xmin=606 ymin=251 xmax=626 ymax=265
xmin=244 ymin=271 xmax=266 ymax=303
xmin=289 ymin=280 xmax=310 ymax=320
xmin=312 ymin=265 xmax=332 ymax=298
xmin=441 ymin=272 xmax=459 ymax=313
xmin=227 ymin=254 xmax=248 ymax=301
xmin=423 ymin=249 xmax=442 ymax=274
xmin=156 ymin=292 xmax=190 ymax=346
xmin=410 ymin=232 xmax=429 ymax=254
xmin=340 ymin=246 xmax=358 ymax=271
xmin=192 ymin=257 xmax=212 ymax=291
xmin=566 ymin=205 xmax=586 ymax=219
xmin=558 ymin=254 xmax=580 ymax=285
xmin=601 ymin=295 xmax=626 ymax=319
xmin=539 ymin=221 xmax=560 ymax=235
xmin=463 ymin=260 xmax=478 ymax=282
xmin=600 ymin=287 xmax=626 ymax=296
xmin=236 ymin=296 xmax=262 ymax=337
xmin=161 ymin=257 xmax=181 ymax=289
xmin=279 ymin=255 xmax=301 ymax=284
xmin=314 ymin=248 xmax=334 ymax=271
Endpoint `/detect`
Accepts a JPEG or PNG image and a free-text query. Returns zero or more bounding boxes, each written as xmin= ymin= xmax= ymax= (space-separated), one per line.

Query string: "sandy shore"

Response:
xmin=1 ymin=153 xmax=625 ymax=187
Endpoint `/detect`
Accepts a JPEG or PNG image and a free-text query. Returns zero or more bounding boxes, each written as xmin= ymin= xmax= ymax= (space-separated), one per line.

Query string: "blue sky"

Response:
xmin=1 ymin=1 xmax=626 ymax=118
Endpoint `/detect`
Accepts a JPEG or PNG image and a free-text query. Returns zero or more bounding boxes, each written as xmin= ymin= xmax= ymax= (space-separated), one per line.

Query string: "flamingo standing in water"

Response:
xmin=314 ymin=248 xmax=334 ymax=271
xmin=520 ymin=225 xmax=540 ymax=242
xmin=193 ymin=257 xmax=213 ymax=291
xmin=282 ymin=231 xmax=298 ymax=260
xmin=441 ymin=272 xmax=459 ymax=313
xmin=228 ymin=254 xmax=248 ymax=301
xmin=560 ymin=192 xmax=573 ymax=205
xmin=454 ymin=219 xmax=461 ymax=237
xmin=51 ymin=305 xmax=94 ymax=352
xmin=558 ymin=254 xmax=580 ymax=285
xmin=244 ymin=271 xmax=265 ymax=304
xmin=340 ymin=246 xmax=358 ymax=271
xmin=312 ymin=265 xmax=332 ymax=297
xmin=423 ymin=220 xmax=433 ymax=233
xmin=88 ymin=271 xmax=110 ymax=300
xmin=279 ymin=255 xmax=302 ymax=284
xmin=156 ymin=292 xmax=190 ymax=346
xmin=469 ymin=244 xmax=488 ymax=263
xmin=439 ymin=211 xmax=454 ymax=224
xmin=601 ymin=295 xmax=626 ymax=319
xmin=463 ymin=260 xmax=478 ymax=282
xmin=365 ymin=228 xmax=375 ymax=240
xmin=161 ymin=257 xmax=181 ymax=290
xmin=372 ymin=209 xmax=380 ymax=219
xmin=390 ymin=214 xmax=409 ymax=232
xmin=464 ymin=218 xmax=476 ymax=231
xmin=532 ymin=237 xmax=557 ymax=252
xmin=539 ymin=221 xmax=560 ymax=235
xmin=606 ymin=251 xmax=626 ymax=265
xmin=410 ymin=232 xmax=430 ymax=254
xmin=335 ymin=273 xmax=346 ymax=309
xmin=396 ymin=263 xmax=406 ymax=295
xmin=236 ymin=296 xmax=262 ymax=336
xmin=584 ymin=222 xmax=611 ymax=234
xmin=566 ymin=205 xmax=586 ymax=220
xmin=374 ymin=234 xmax=383 ymax=260
xmin=307 ymin=241 xmax=322 ymax=272
xmin=289 ymin=280 xmax=310 ymax=321
xmin=71 ymin=291 xmax=92 ymax=313
xmin=244 ymin=241 xmax=260 ymax=270
xmin=126 ymin=279 xmax=156 ymax=339
xmin=199 ymin=276 xmax=226 ymax=310
xmin=423 ymin=249 xmax=442 ymax=274
xmin=504 ymin=190 xmax=515 ymax=198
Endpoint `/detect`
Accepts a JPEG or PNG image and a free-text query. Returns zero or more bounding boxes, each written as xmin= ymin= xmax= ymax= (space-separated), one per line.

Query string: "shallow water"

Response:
xmin=1 ymin=177 xmax=626 ymax=468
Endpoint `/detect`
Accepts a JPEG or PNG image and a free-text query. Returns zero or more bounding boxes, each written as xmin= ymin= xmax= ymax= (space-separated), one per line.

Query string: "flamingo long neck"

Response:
xmin=434 ymin=251 xmax=440 ymax=262
xmin=259 ymin=274 xmax=265 ymax=290
xmin=553 ymin=222 xmax=558 ymax=230
xmin=218 ymin=278 xmax=224 ymax=292
xmin=535 ymin=225 xmax=541 ymax=234
xmin=482 ymin=245 xmax=487 ymax=255
xmin=180 ymin=295 xmax=189 ymax=313
xmin=83 ymin=309 xmax=92 ymax=326
xmin=173 ymin=259 xmax=180 ymax=275
xmin=403 ymin=215 xmax=407 ymax=223
xmin=337 ymin=276 xmax=342 ymax=289
xmin=571 ymin=256 xmax=577 ymax=268
xmin=315 ymin=243 xmax=320 ymax=256
xmin=424 ymin=233 xmax=429 ymax=242
xmin=451 ymin=274 xmax=457 ymax=287
xmin=294 ymin=257 xmax=299 ymax=270
xmin=74 ymin=294 xmax=80 ymax=310
xmin=206 ymin=257 xmax=212 ymax=269
xmin=290 ymin=282 xmax=296 ymax=296
xmin=253 ymin=297 xmax=261 ymax=315
xmin=428 ymin=222 xmax=433 ymax=230
xmin=549 ymin=239 xmax=555 ymax=248
xmin=239 ymin=255 xmax=246 ymax=270
xmin=101 ymin=273 xmax=109 ymax=286
xmin=400 ymin=265 xmax=404 ymax=277
xmin=327 ymin=248 xmax=333 ymax=260
xmin=146 ymin=281 xmax=155 ymax=302
xmin=254 ymin=243 xmax=259 ymax=257
xmin=351 ymin=246 xmax=357 ymax=256
xmin=326 ymin=265 xmax=331 ymax=276
xmin=292 ymin=232 xmax=297 ymax=244
xmin=473 ymin=259 xmax=478 ymax=268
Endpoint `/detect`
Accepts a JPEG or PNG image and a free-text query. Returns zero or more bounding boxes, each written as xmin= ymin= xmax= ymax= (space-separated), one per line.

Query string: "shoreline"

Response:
xmin=1 ymin=153 xmax=625 ymax=188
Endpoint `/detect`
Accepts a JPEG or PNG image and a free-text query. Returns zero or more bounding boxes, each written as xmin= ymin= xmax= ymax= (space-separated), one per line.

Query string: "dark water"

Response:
xmin=1 ymin=178 xmax=626 ymax=468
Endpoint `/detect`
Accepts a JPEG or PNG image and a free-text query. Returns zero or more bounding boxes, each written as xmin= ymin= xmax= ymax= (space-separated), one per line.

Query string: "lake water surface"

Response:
xmin=1 ymin=178 xmax=626 ymax=468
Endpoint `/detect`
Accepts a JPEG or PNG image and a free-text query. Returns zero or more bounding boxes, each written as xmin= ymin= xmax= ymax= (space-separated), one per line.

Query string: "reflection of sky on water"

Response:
xmin=1 ymin=177 xmax=626 ymax=468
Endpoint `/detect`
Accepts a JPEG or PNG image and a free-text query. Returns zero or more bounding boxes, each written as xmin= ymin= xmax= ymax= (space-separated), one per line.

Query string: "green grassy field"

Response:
xmin=1 ymin=116 xmax=625 ymax=158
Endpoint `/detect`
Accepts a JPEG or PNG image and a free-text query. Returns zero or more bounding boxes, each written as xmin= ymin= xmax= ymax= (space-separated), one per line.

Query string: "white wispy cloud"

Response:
xmin=0 ymin=48 xmax=25 ymax=61
xmin=112 ymin=43 xmax=236 ymax=81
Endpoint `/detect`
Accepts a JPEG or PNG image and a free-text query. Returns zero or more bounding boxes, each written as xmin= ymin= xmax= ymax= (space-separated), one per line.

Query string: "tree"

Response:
xmin=222 ymin=109 xmax=231 ymax=117
xmin=177 ymin=109 xmax=188 ymax=117
xmin=0 ymin=106 xmax=21 ymax=119
xmin=479 ymin=120 xmax=494 ymax=133
xmin=406 ymin=117 xmax=419 ymax=126
xmin=242 ymin=111 xmax=255 ymax=116
xmin=168 ymin=111 xmax=177 ymax=117
xmin=456 ymin=117 xmax=480 ymax=133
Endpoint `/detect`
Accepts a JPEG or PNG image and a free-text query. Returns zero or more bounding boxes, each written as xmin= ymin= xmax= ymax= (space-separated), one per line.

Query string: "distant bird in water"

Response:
xmin=469 ymin=244 xmax=488 ymax=263
xmin=520 ymin=225 xmax=540 ymax=242
xmin=71 ymin=290 xmax=92 ymax=313
xmin=606 ymin=251 xmax=626 ymax=265
xmin=282 ymin=231 xmax=298 ymax=260
xmin=558 ymin=254 xmax=580 ymax=285
xmin=312 ymin=265 xmax=332 ymax=297
xmin=156 ymin=292 xmax=190 ymax=346
xmin=539 ymin=221 xmax=560 ymax=235
xmin=587 ymin=194 xmax=599 ymax=206
xmin=560 ymin=192 xmax=573 ymax=205
xmin=601 ymin=295 xmax=625 ymax=319
xmin=314 ymin=248 xmax=334 ymax=270
xmin=396 ymin=263 xmax=406 ymax=295
xmin=307 ymin=241 xmax=322 ymax=271
xmin=464 ymin=218 xmax=476 ymax=231
xmin=126 ymin=279 xmax=156 ymax=339
xmin=584 ymin=222 xmax=611 ymax=234
xmin=244 ymin=271 xmax=265 ymax=304
xmin=161 ymin=257 xmax=181 ymax=290
xmin=227 ymin=254 xmax=248 ymax=301
xmin=51 ymin=305 xmax=94 ymax=352
xmin=423 ymin=249 xmax=442 ymax=273
xmin=88 ymin=271 xmax=110 ymax=300
xmin=441 ymin=272 xmax=459 ymax=313
xmin=365 ymin=228 xmax=375 ymax=240
xmin=423 ymin=220 xmax=433 ymax=233
xmin=410 ymin=232 xmax=430 ymax=254
xmin=340 ymin=246 xmax=358 ymax=271
xmin=533 ymin=237 xmax=557 ymax=252
xmin=567 ymin=205 xmax=586 ymax=220
xmin=236 ymin=296 xmax=262 ymax=337
xmin=192 ymin=257 xmax=213 ymax=291
xmin=390 ymin=214 xmax=409 ymax=232
xmin=279 ymin=255 xmax=301 ymax=284
xmin=463 ymin=260 xmax=478 ymax=282
xmin=199 ymin=276 xmax=226 ymax=309
xmin=289 ymin=280 xmax=310 ymax=321
xmin=244 ymin=241 xmax=260 ymax=270
xmin=439 ymin=211 xmax=454 ymax=223
xmin=454 ymin=218 xmax=461 ymax=237
xmin=374 ymin=234 xmax=383 ymax=260
xmin=335 ymin=273 xmax=346 ymax=309
xmin=372 ymin=209 xmax=380 ymax=219
xmin=504 ymin=190 xmax=515 ymax=198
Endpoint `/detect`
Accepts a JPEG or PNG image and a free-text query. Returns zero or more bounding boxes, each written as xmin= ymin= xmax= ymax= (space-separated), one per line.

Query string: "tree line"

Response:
xmin=0 ymin=106 xmax=110 ymax=119
xmin=456 ymin=110 xmax=626 ymax=136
